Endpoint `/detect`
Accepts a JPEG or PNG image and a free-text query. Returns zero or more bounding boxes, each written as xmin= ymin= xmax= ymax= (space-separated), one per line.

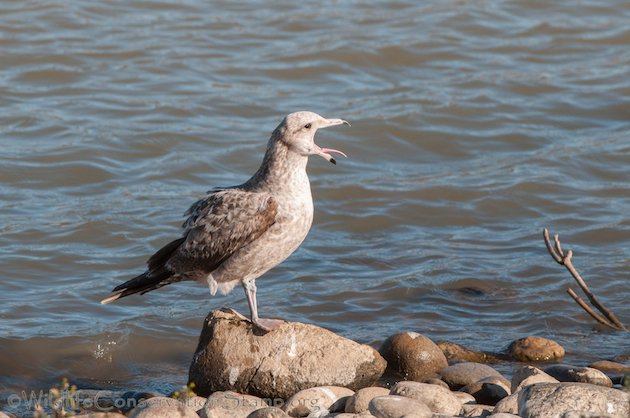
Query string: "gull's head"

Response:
xmin=274 ymin=111 xmax=349 ymax=164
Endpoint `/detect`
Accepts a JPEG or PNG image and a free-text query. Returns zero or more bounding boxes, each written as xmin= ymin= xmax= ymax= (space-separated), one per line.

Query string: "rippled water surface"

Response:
xmin=1 ymin=0 xmax=629 ymax=408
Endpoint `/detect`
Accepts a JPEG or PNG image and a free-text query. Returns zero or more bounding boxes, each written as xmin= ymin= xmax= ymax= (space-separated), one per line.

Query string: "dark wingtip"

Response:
xmin=330 ymin=157 xmax=336 ymax=165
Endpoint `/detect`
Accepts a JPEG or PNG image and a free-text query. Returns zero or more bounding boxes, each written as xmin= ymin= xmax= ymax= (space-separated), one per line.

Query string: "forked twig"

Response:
xmin=543 ymin=228 xmax=627 ymax=331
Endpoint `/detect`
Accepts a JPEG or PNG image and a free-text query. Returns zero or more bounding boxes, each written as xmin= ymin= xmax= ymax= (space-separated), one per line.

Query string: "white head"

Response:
xmin=273 ymin=111 xmax=349 ymax=164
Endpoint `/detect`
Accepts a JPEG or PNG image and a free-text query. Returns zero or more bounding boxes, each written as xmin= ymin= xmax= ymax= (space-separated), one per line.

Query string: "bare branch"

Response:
xmin=566 ymin=288 xmax=613 ymax=328
xmin=543 ymin=228 xmax=563 ymax=264
xmin=543 ymin=228 xmax=627 ymax=331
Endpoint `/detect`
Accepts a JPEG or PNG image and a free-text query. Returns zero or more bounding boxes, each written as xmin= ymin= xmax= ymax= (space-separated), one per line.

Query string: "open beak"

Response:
xmin=315 ymin=118 xmax=350 ymax=164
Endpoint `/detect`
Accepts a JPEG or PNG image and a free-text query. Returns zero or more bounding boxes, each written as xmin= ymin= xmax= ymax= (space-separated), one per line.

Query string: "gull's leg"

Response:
xmin=242 ymin=278 xmax=285 ymax=333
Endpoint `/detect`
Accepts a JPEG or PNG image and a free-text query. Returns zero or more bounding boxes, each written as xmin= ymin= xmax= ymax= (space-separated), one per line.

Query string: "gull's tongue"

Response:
xmin=320 ymin=147 xmax=348 ymax=159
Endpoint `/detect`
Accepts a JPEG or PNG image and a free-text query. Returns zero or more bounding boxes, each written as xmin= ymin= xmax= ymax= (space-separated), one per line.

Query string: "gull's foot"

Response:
xmin=252 ymin=317 xmax=287 ymax=333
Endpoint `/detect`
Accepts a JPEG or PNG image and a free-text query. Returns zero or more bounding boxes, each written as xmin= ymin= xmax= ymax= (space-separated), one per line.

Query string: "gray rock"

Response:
xmin=517 ymin=382 xmax=630 ymax=418
xmin=247 ymin=407 xmax=290 ymax=418
xmin=202 ymin=391 xmax=267 ymax=418
xmin=368 ymin=395 xmax=432 ymax=418
xmin=128 ymin=396 xmax=200 ymax=418
xmin=543 ymin=364 xmax=613 ymax=387
xmin=460 ymin=403 xmax=494 ymax=417
xmin=459 ymin=376 xmax=511 ymax=406
xmin=379 ymin=332 xmax=448 ymax=381
xmin=511 ymin=365 xmax=559 ymax=393
xmin=345 ymin=387 xmax=390 ymax=413
xmin=492 ymin=393 xmax=518 ymax=415
xmin=283 ymin=386 xmax=354 ymax=417
xmin=439 ymin=362 xmax=504 ymax=390
xmin=189 ymin=309 xmax=386 ymax=399
xmin=389 ymin=381 xmax=462 ymax=415
xmin=508 ymin=336 xmax=565 ymax=362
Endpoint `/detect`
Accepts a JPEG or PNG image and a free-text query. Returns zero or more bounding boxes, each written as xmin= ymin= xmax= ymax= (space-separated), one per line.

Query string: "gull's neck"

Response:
xmin=245 ymin=138 xmax=309 ymax=193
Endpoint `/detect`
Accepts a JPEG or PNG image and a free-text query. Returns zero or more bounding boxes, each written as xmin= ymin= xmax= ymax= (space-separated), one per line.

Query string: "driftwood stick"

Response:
xmin=543 ymin=228 xmax=627 ymax=331
xmin=566 ymin=288 xmax=612 ymax=328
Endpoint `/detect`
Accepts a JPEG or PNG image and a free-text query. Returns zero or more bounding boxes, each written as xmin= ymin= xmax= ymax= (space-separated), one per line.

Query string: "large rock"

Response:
xmin=543 ymin=364 xmax=613 ymax=387
xmin=508 ymin=336 xmax=564 ymax=362
xmin=439 ymin=362 xmax=504 ymax=390
xmin=517 ymin=382 xmax=630 ymax=418
xmin=345 ymin=387 xmax=390 ymax=413
xmin=368 ymin=395 xmax=432 ymax=418
xmin=389 ymin=381 xmax=462 ymax=415
xmin=379 ymin=332 xmax=448 ymax=381
xmin=127 ymin=397 xmax=200 ymax=418
xmin=189 ymin=309 xmax=386 ymax=399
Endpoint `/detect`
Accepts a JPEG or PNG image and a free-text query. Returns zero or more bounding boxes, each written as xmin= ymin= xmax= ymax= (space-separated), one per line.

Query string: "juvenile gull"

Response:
xmin=101 ymin=111 xmax=349 ymax=332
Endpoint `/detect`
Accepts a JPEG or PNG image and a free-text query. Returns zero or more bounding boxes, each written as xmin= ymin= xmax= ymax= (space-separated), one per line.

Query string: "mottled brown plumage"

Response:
xmin=101 ymin=111 xmax=349 ymax=332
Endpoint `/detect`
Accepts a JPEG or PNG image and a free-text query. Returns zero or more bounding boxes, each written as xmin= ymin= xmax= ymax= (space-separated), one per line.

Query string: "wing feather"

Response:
xmin=167 ymin=189 xmax=278 ymax=273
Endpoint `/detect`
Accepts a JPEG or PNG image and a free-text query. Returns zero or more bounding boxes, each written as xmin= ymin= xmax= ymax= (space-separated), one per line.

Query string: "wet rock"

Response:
xmin=117 ymin=391 xmax=162 ymax=413
xmin=345 ymin=387 xmax=390 ymax=413
xmin=492 ymin=393 xmax=518 ymax=415
xmin=437 ymin=341 xmax=507 ymax=363
xmin=439 ymin=362 xmax=504 ymax=390
xmin=283 ymin=386 xmax=353 ymax=417
xmin=460 ymin=403 xmax=494 ymax=417
xmin=247 ymin=407 xmax=290 ymax=418
xmin=389 ymin=381 xmax=462 ymax=415
xmin=189 ymin=309 xmax=386 ymax=399
xmin=517 ymin=382 xmax=630 ymax=418
xmin=128 ymin=396 xmax=200 ymax=418
xmin=368 ymin=395 xmax=432 ymax=418
xmin=202 ymin=391 xmax=267 ymax=418
xmin=379 ymin=332 xmax=448 ymax=381
xmin=589 ymin=360 xmax=630 ymax=374
xmin=544 ymin=364 xmax=613 ymax=387
xmin=508 ymin=336 xmax=564 ymax=362
xmin=459 ymin=376 xmax=510 ymax=405
xmin=511 ymin=365 xmax=559 ymax=393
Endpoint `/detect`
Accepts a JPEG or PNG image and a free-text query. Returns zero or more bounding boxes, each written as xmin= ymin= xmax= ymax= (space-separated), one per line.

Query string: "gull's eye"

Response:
xmin=304 ymin=123 xmax=311 ymax=129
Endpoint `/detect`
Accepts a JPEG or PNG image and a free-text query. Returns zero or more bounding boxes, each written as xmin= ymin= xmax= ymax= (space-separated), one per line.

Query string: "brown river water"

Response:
xmin=1 ymin=0 xmax=629 ymax=412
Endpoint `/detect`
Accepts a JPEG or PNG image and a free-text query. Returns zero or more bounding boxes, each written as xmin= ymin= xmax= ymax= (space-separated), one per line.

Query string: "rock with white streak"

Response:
xmin=517 ymin=382 xmax=630 ymax=418
xmin=189 ymin=309 xmax=386 ymax=399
